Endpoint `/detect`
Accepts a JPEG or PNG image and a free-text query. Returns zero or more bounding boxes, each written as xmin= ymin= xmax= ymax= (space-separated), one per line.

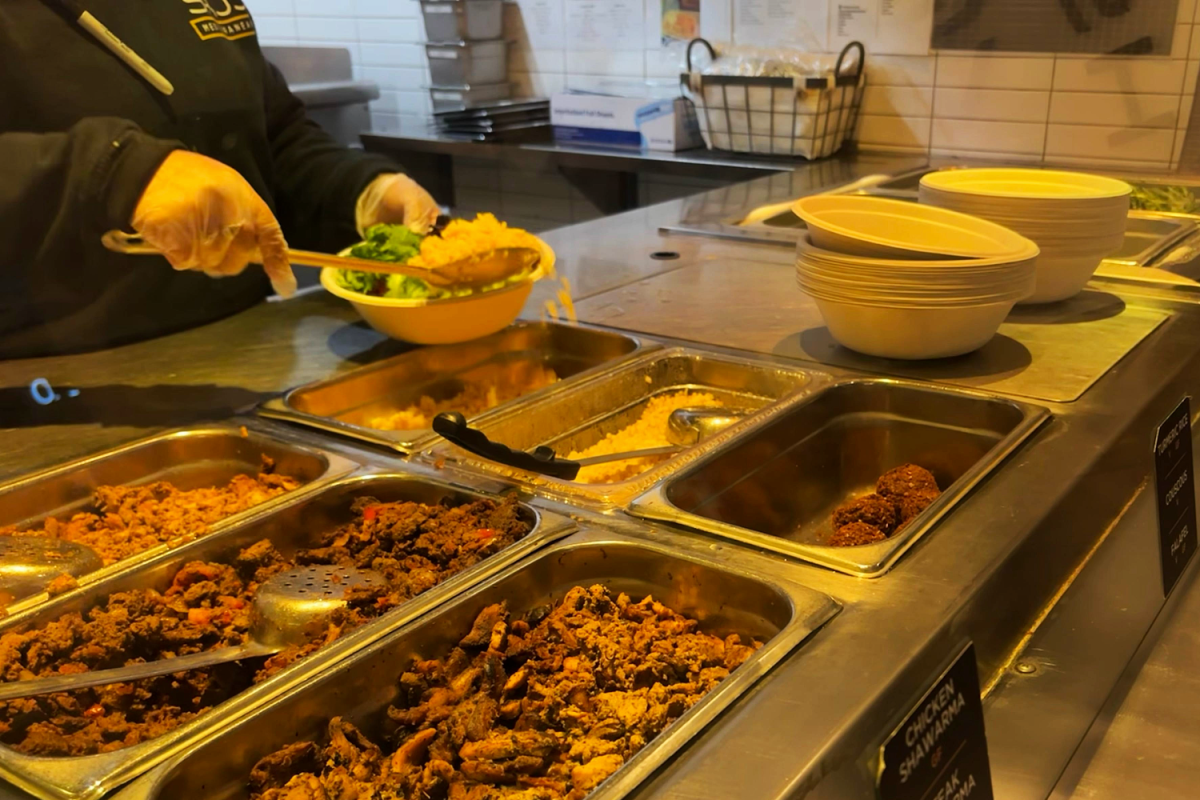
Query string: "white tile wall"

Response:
xmin=868 ymin=46 xmax=1198 ymax=169
xmin=252 ymin=0 xmax=1200 ymax=170
xmin=936 ymin=56 xmax=1056 ymax=91
xmin=932 ymin=88 xmax=1050 ymax=123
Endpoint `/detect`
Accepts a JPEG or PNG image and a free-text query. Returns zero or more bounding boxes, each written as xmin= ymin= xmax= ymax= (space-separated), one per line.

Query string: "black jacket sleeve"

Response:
xmin=0 ymin=118 xmax=178 ymax=270
xmin=261 ymin=59 xmax=398 ymax=252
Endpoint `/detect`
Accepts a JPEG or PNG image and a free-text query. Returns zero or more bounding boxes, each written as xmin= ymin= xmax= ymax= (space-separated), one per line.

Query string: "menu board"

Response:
xmin=565 ymin=0 xmax=643 ymax=50
xmin=1155 ymin=397 xmax=1197 ymax=597
xmin=731 ymin=0 xmax=933 ymax=55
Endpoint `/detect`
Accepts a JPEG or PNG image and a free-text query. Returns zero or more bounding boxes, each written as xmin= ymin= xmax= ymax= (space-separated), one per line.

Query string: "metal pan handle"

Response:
xmin=432 ymin=412 xmax=582 ymax=481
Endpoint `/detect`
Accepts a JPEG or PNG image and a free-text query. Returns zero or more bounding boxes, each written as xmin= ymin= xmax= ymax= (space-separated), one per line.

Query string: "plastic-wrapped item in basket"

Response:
xmin=679 ymin=39 xmax=865 ymax=159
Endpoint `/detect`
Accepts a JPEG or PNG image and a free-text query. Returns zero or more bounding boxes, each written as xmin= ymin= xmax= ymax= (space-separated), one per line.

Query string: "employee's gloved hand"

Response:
xmin=355 ymin=173 xmax=440 ymax=237
xmin=131 ymin=151 xmax=296 ymax=297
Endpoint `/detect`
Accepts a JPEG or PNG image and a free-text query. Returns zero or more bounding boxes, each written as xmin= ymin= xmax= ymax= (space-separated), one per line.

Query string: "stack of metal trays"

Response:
xmin=433 ymin=98 xmax=551 ymax=142
xmin=421 ymin=0 xmax=513 ymax=114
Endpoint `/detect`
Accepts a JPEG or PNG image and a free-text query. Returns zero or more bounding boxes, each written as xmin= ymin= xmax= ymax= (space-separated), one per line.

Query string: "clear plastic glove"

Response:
xmin=131 ymin=151 xmax=296 ymax=297
xmin=355 ymin=173 xmax=440 ymax=237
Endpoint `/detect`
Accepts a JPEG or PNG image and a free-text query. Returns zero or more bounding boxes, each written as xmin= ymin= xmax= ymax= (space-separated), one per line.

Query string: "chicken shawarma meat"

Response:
xmin=0 ymin=456 xmax=301 ymax=566
xmin=0 ymin=495 xmax=533 ymax=757
xmin=247 ymin=585 xmax=762 ymax=800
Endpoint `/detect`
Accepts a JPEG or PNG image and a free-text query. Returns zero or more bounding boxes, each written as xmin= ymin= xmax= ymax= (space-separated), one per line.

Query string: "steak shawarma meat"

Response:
xmin=248 ymin=585 xmax=762 ymax=800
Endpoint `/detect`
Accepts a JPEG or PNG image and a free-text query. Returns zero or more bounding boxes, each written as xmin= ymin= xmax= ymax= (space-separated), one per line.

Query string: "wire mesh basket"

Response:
xmin=680 ymin=39 xmax=866 ymax=159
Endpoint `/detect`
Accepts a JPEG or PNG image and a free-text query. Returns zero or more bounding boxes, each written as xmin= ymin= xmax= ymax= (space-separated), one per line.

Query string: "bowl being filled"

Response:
xmin=322 ymin=216 xmax=556 ymax=345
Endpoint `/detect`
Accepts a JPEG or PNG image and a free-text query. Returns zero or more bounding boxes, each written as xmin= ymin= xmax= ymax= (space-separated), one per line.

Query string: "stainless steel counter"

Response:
xmin=361 ymin=132 xmax=808 ymax=180
xmin=4 ymin=150 xmax=1200 ymax=799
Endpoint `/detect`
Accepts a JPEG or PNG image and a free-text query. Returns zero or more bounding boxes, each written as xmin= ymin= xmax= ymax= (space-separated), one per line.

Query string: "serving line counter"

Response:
xmin=1 ymin=151 xmax=1199 ymax=799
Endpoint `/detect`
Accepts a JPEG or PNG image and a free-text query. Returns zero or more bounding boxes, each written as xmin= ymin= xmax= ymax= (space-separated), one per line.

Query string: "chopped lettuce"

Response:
xmin=350 ymin=224 xmax=422 ymax=262
xmin=1130 ymin=184 xmax=1200 ymax=215
xmin=336 ymin=224 xmax=435 ymax=298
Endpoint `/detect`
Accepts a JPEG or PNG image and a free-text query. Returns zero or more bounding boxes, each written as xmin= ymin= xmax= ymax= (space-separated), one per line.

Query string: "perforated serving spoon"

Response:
xmin=100 ymin=230 xmax=541 ymax=290
xmin=0 ymin=565 xmax=385 ymax=702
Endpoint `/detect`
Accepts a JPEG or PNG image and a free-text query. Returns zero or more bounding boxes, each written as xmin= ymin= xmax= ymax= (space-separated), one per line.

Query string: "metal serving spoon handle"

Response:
xmin=0 ymin=642 xmax=277 ymax=702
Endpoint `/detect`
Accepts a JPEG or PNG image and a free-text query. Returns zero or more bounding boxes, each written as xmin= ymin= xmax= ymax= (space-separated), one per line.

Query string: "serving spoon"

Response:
xmin=0 ymin=565 xmax=385 ymax=702
xmin=101 ymin=230 xmax=541 ymax=290
xmin=0 ymin=537 xmax=104 ymax=605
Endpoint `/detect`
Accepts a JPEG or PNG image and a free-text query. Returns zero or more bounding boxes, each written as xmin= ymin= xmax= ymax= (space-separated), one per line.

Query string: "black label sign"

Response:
xmin=878 ymin=643 xmax=994 ymax=800
xmin=1155 ymin=397 xmax=1197 ymax=598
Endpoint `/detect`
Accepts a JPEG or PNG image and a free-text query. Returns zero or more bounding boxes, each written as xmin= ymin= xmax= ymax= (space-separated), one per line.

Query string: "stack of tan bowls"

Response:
xmin=918 ymin=168 xmax=1131 ymax=304
xmin=793 ymin=196 xmax=1039 ymax=360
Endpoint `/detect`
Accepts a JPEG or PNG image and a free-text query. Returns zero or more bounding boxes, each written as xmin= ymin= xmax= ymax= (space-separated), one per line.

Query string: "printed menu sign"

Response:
xmin=1155 ymin=397 xmax=1197 ymax=597
xmin=877 ymin=644 xmax=994 ymax=800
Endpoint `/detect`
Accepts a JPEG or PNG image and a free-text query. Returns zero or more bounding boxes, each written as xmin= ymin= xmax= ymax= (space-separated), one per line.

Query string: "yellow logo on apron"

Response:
xmin=182 ymin=0 xmax=257 ymax=41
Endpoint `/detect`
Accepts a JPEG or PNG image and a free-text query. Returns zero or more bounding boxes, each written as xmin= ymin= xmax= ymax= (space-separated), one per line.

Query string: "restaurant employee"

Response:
xmin=0 ymin=0 xmax=440 ymax=360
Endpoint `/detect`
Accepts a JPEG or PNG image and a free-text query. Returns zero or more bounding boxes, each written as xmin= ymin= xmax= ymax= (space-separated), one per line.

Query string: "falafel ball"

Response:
xmin=829 ymin=521 xmax=888 ymax=547
xmin=876 ymin=464 xmax=939 ymax=498
xmin=896 ymin=490 xmax=939 ymax=524
xmin=832 ymin=493 xmax=899 ymax=534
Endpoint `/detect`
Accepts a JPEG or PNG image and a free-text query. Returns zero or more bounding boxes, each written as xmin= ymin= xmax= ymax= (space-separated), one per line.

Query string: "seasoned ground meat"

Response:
xmin=0 ymin=561 xmax=256 ymax=756
xmin=247 ymin=585 xmax=761 ymax=800
xmin=875 ymin=464 xmax=939 ymax=500
xmin=0 ymin=495 xmax=532 ymax=757
xmin=829 ymin=522 xmax=888 ymax=547
xmin=832 ymin=494 xmax=897 ymax=535
xmin=0 ymin=457 xmax=301 ymax=567
xmin=826 ymin=464 xmax=943 ymax=548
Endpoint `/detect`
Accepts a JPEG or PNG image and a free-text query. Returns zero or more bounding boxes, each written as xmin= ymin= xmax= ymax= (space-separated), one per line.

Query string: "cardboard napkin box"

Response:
xmin=550 ymin=92 xmax=704 ymax=151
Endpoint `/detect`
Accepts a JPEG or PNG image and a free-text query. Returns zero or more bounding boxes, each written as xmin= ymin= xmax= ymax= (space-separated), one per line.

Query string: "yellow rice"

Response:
xmin=409 ymin=213 xmax=543 ymax=269
xmin=566 ymin=391 xmax=724 ymax=484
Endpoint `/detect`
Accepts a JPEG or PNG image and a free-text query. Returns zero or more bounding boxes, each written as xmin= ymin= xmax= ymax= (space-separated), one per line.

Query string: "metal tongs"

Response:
xmin=101 ymin=230 xmax=541 ymax=291
xmin=432 ymin=407 xmax=746 ymax=481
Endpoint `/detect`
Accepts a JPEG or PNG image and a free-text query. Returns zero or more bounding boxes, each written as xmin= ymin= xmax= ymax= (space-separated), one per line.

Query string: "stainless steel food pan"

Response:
xmin=427 ymin=347 xmax=827 ymax=508
xmin=630 ymin=379 xmax=1050 ymax=577
xmin=259 ymin=321 xmax=644 ymax=454
xmin=421 ymin=0 xmax=503 ymax=42
xmin=0 ymin=472 xmax=572 ymax=800
xmin=110 ymin=525 xmax=839 ymax=800
xmin=0 ymin=423 xmax=358 ymax=610
xmin=426 ymin=40 xmax=507 ymax=86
